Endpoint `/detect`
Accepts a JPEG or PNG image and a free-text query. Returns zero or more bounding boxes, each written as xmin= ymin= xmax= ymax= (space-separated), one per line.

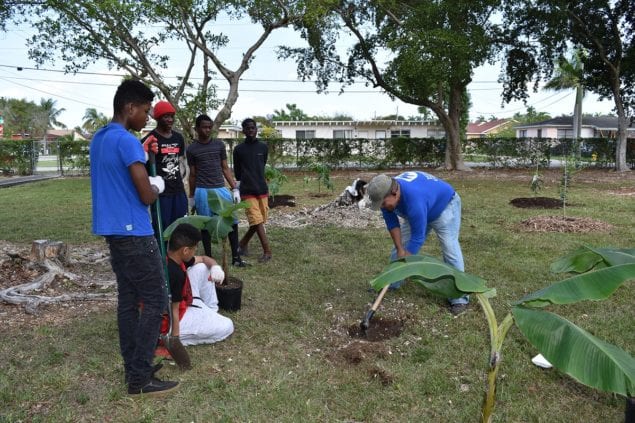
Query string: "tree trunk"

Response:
xmin=30 ymin=240 xmax=67 ymax=263
xmin=610 ymin=73 xmax=630 ymax=172
xmin=440 ymin=86 xmax=470 ymax=171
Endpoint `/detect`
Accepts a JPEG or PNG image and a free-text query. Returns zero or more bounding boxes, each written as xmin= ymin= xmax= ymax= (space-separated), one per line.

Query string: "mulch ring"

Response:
xmin=517 ymin=216 xmax=614 ymax=233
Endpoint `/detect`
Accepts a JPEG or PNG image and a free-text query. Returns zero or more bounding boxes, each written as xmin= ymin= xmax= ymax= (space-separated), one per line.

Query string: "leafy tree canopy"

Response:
xmin=280 ymin=0 xmax=505 ymax=170
xmin=501 ymin=0 xmax=634 ymax=170
xmin=0 ymin=97 xmax=64 ymax=138
xmin=16 ymin=1 xmax=317 ymax=138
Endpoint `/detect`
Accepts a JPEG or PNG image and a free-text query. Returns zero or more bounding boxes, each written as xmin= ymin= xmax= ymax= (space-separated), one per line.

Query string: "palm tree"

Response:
xmin=82 ymin=108 xmax=109 ymax=136
xmin=544 ymin=51 xmax=585 ymax=139
xmin=39 ymin=98 xmax=67 ymax=129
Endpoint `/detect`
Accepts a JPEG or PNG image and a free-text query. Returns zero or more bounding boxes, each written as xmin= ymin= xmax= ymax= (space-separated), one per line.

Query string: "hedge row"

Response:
xmin=1 ymin=136 xmax=633 ymax=176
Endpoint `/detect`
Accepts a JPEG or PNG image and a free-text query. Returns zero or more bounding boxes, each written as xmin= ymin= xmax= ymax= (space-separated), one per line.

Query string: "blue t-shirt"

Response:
xmin=90 ymin=122 xmax=153 ymax=236
xmin=381 ymin=171 xmax=455 ymax=254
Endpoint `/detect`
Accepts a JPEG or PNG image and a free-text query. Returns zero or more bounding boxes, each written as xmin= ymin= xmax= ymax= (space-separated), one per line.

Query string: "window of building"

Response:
xmin=390 ymin=129 xmax=410 ymax=138
xmin=296 ymin=130 xmax=315 ymax=139
xmin=375 ymin=130 xmax=386 ymax=139
xmin=518 ymin=129 xmax=527 ymax=138
xmin=557 ymin=129 xmax=574 ymax=139
xmin=333 ymin=129 xmax=352 ymax=139
xmin=537 ymin=129 xmax=542 ymax=138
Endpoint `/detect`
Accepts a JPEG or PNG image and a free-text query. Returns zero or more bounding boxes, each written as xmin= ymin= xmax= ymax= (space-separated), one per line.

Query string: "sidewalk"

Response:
xmin=0 ymin=174 xmax=60 ymax=188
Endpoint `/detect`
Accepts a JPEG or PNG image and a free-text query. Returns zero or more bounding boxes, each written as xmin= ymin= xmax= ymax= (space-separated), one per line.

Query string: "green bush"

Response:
xmin=58 ymin=138 xmax=90 ymax=176
xmin=0 ymin=139 xmax=39 ymax=175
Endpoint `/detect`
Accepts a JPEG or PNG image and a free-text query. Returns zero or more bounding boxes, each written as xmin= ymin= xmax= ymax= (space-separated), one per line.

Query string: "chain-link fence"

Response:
xmin=0 ymin=136 xmax=633 ymax=177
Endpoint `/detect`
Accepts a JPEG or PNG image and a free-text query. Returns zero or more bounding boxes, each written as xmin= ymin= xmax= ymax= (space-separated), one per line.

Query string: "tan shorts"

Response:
xmin=244 ymin=197 xmax=269 ymax=226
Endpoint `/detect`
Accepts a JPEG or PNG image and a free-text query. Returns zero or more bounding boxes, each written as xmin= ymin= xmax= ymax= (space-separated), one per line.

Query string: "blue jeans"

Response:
xmin=106 ymin=236 xmax=167 ymax=388
xmin=389 ymin=194 xmax=469 ymax=305
xmin=151 ymin=191 xmax=188 ymax=246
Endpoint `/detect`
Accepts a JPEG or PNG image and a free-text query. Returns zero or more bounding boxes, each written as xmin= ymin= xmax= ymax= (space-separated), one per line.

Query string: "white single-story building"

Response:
xmin=272 ymin=120 xmax=445 ymax=139
xmin=514 ymin=116 xmax=635 ymax=139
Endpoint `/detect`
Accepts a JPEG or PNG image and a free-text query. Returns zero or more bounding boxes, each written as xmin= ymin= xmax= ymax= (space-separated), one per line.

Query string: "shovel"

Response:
xmin=149 ymin=149 xmax=191 ymax=370
xmin=360 ymin=284 xmax=390 ymax=335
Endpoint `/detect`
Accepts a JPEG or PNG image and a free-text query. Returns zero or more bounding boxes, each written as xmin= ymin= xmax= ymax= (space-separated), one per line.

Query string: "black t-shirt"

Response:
xmin=233 ymin=138 xmax=268 ymax=197
xmin=141 ymin=130 xmax=185 ymax=196
xmin=186 ymin=139 xmax=228 ymax=189
xmin=167 ymin=257 xmax=196 ymax=303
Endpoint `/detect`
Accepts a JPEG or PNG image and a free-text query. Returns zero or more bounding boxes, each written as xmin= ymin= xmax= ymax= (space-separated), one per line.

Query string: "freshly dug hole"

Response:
xmin=347 ymin=317 xmax=404 ymax=341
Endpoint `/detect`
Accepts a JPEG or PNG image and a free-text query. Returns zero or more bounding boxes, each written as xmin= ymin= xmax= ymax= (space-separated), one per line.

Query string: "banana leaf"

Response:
xmin=512 ymin=306 xmax=635 ymax=397
xmin=369 ymin=254 xmax=493 ymax=298
xmin=551 ymin=246 xmax=635 ymax=274
xmin=206 ymin=188 xmax=249 ymax=220
xmin=162 ymin=215 xmax=218 ymax=240
xmin=514 ymin=263 xmax=635 ymax=307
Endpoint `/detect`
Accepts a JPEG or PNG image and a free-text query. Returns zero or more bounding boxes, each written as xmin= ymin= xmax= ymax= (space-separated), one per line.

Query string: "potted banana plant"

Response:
xmin=163 ymin=189 xmax=249 ymax=311
xmin=369 ymin=246 xmax=635 ymax=423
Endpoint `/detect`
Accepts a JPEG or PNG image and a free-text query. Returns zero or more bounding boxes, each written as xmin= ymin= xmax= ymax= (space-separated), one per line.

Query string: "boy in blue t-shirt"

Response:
xmin=367 ymin=171 xmax=469 ymax=315
xmin=90 ymin=79 xmax=178 ymax=395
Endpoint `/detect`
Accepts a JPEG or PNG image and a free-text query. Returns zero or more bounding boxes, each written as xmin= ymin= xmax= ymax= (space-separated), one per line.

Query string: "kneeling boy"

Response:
xmin=162 ymin=223 xmax=234 ymax=346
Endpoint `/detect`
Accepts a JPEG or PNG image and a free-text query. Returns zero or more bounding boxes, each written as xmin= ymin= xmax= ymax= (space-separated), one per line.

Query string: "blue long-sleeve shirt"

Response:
xmin=381 ymin=171 xmax=455 ymax=254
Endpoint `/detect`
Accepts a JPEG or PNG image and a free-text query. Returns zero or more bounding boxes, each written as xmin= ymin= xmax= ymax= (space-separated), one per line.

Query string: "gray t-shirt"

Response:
xmin=186 ymin=139 xmax=227 ymax=189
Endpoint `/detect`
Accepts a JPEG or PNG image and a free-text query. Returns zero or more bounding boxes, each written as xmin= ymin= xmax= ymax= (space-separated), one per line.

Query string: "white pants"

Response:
xmin=179 ymin=263 xmax=234 ymax=346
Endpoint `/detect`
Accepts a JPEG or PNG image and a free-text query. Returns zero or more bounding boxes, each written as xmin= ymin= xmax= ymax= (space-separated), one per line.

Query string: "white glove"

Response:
xmin=210 ymin=265 xmax=225 ymax=283
xmin=188 ymin=197 xmax=195 ymax=209
xmin=148 ymin=176 xmax=165 ymax=194
xmin=232 ymin=188 xmax=241 ymax=204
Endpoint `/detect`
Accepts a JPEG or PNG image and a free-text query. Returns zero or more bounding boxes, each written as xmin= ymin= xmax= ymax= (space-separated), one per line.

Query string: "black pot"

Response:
xmin=216 ymin=276 xmax=243 ymax=311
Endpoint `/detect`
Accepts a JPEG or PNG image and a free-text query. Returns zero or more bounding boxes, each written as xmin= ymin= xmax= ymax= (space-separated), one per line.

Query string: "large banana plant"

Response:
xmin=163 ymin=189 xmax=249 ymax=280
xmin=369 ymin=247 xmax=635 ymax=423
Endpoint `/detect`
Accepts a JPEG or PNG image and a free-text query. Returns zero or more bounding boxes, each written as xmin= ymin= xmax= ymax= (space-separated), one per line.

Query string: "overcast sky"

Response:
xmin=0 ymin=18 xmax=616 ymax=130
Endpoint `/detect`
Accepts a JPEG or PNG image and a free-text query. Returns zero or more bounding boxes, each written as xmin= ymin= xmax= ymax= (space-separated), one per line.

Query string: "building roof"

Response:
xmin=515 ymin=115 xmax=634 ymax=130
xmin=467 ymin=119 xmax=513 ymax=135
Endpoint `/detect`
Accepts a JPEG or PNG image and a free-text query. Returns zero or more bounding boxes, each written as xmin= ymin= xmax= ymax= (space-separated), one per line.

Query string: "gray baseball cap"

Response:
xmin=367 ymin=174 xmax=393 ymax=210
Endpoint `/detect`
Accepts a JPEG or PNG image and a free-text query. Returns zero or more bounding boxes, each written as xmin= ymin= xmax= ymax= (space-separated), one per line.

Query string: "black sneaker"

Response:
xmin=128 ymin=377 xmax=178 ymax=396
xmin=232 ymin=258 xmax=250 ymax=267
xmin=125 ymin=362 xmax=164 ymax=384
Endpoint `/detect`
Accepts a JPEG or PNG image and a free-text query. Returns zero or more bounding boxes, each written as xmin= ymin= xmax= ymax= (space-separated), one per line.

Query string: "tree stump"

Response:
xmin=30 ymin=240 xmax=67 ymax=263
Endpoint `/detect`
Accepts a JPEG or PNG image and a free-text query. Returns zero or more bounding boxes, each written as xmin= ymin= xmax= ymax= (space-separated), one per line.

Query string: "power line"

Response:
xmin=0 ymin=77 xmax=101 ymax=108
xmin=0 ymin=64 xmax=501 ymax=84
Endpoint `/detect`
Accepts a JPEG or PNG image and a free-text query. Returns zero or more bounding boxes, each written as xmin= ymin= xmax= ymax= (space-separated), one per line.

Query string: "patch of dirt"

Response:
xmin=368 ymin=365 xmax=394 ymax=386
xmin=510 ymin=197 xmax=564 ymax=209
xmin=268 ymin=195 xmax=296 ymax=208
xmin=606 ymin=187 xmax=635 ymax=196
xmin=0 ymin=241 xmax=116 ymax=330
xmin=330 ymin=340 xmax=390 ymax=365
xmin=517 ymin=216 xmax=614 ymax=233
xmin=347 ymin=317 xmax=405 ymax=342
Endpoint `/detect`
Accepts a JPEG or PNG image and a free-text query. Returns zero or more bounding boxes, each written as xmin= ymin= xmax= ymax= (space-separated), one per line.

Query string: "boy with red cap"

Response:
xmin=141 ymin=101 xmax=188 ymax=243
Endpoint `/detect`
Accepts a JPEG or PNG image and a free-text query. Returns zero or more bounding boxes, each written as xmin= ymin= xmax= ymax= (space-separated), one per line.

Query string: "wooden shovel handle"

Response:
xmin=370 ymin=284 xmax=390 ymax=312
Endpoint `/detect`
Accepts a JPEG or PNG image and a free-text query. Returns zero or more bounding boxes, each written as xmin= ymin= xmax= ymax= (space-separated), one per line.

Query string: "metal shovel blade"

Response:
xmin=162 ymin=334 xmax=192 ymax=370
xmin=360 ymin=309 xmax=375 ymax=334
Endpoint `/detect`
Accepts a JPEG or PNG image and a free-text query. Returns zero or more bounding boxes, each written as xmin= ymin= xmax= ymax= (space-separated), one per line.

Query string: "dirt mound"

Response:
xmin=510 ymin=197 xmax=563 ymax=209
xmin=518 ymin=216 xmax=614 ymax=233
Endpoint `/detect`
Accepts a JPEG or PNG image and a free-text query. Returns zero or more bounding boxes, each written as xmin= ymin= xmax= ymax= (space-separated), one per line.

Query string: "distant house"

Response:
xmin=217 ymin=123 xmax=242 ymax=140
xmin=272 ymin=120 xmax=445 ymax=139
xmin=466 ymin=119 xmax=515 ymax=139
xmin=514 ymin=116 xmax=635 ymax=139
xmin=45 ymin=129 xmax=87 ymax=142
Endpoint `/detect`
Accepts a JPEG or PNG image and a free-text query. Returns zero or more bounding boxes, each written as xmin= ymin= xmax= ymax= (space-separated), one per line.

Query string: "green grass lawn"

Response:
xmin=0 ymin=169 xmax=633 ymax=422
